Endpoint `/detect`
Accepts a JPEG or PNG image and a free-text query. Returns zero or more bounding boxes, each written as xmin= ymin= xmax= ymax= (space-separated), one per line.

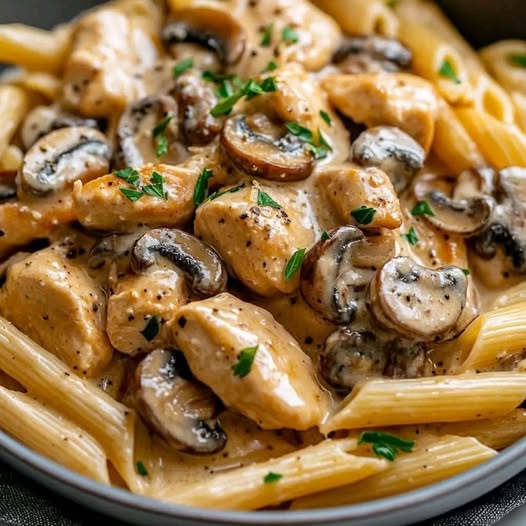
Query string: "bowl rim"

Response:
xmin=2 ymin=428 xmax=526 ymax=524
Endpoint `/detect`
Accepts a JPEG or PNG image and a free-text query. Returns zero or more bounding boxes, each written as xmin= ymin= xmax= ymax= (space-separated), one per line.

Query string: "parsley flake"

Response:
xmin=286 ymin=122 xmax=313 ymax=142
xmin=320 ymin=110 xmax=332 ymax=126
xmin=206 ymin=183 xmax=246 ymax=202
xmin=136 ymin=461 xmax=149 ymax=477
xmin=351 ymin=206 xmax=377 ymax=225
xmin=115 ymin=168 xmax=140 ymax=187
xmin=172 ymin=57 xmax=193 ymax=77
xmin=153 ymin=115 xmax=173 ymax=157
xmin=461 ymin=268 xmax=471 ymax=276
xmin=141 ymin=315 xmax=160 ymax=342
xmin=260 ymin=23 xmax=274 ymax=47
xmin=264 ymin=61 xmax=278 ymax=73
xmin=321 ymin=231 xmax=331 ymax=241
xmin=232 ymin=345 xmax=258 ymax=378
xmin=282 ymin=26 xmax=299 ymax=44
xmin=120 ymin=187 xmax=144 ymax=202
xmin=358 ymin=431 xmax=415 ymax=461
xmin=216 ymin=79 xmax=234 ymax=98
xmin=143 ymin=172 xmax=168 ymax=200
xmin=438 ymin=59 xmax=461 ymax=84
xmin=508 ymin=53 xmax=526 ymax=68
xmin=285 ymin=248 xmax=306 ymax=281
xmin=194 ymin=168 xmax=213 ymax=205
xmin=210 ymin=90 xmax=245 ymax=117
xmin=307 ymin=129 xmax=332 ymax=160
xmin=402 ymin=226 xmax=419 ymax=246
xmin=257 ymin=189 xmax=282 ymax=209
xmin=263 ymin=472 xmax=283 ymax=484
xmin=411 ymin=200 xmax=435 ymax=217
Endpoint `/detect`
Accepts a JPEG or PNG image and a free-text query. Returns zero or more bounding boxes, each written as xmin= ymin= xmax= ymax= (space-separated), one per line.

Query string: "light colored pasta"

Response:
xmin=0 ymin=85 xmax=29 ymax=159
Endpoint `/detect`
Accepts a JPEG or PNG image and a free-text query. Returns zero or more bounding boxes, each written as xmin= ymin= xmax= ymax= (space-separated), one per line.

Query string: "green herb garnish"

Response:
xmin=172 ymin=57 xmax=193 ymax=77
xmin=402 ymin=226 xmax=419 ymax=246
xmin=285 ymin=248 xmax=306 ymax=281
xmin=351 ymin=206 xmax=377 ymax=225
xmin=141 ymin=315 xmax=160 ymax=342
xmin=282 ymin=26 xmax=299 ymax=44
xmin=257 ymin=189 xmax=282 ymax=209
xmin=321 ymin=231 xmax=331 ymax=241
xmin=232 ymin=345 xmax=259 ymax=378
xmin=260 ymin=23 xmax=274 ymax=47
xmin=508 ymin=53 xmax=526 ymax=68
xmin=115 ymin=168 xmax=140 ymax=187
xmin=461 ymin=268 xmax=471 ymax=276
xmin=438 ymin=59 xmax=461 ymax=84
xmin=206 ymin=183 xmax=246 ymax=202
xmin=286 ymin=122 xmax=313 ymax=142
xmin=153 ymin=114 xmax=173 ymax=157
xmin=306 ymin=129 xmax=332 ymax=160
xmin=120 ymin=188 xmax=144 ymax=202
xmin=194 ymin=168 xmax=213 ymax=205
xmin=118 ymin=170 xmax=168 ymax=202
xmin=263 ymin=472 xmax=283 ymax=484
xmin=264 ymin=61 xmax=278 ymax=72
xmin=358 ymin=431 xmax=415 ymax=461
xmin=136 ymin=461 xmax=149 ymax=477
xmin=142 ymin=172 xmax=168 ymax=200
xmin=320 ymin=110 xmax=332 ymax=126
xmin=411 ymin=200 xmax=435 ymax=217
xmin=216 ymin=79 xmax=234 ymax=98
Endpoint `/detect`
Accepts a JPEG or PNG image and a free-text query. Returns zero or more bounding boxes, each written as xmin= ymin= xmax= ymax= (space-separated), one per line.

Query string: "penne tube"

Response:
xmin=511 ymin=91 xmax=526 ymax=133
xmin=291 ymin=436 xmax=496 ymax=509
xmin=320 ymin=372 xmax=526 ymax=433
xmin=0 ymin=386 xmax=110 ymax=484
xmin=167 ymin=439 xmax=387 ymax=510
xmin=0 ymin=85 xmax=29 ymax=159
xmin=470 ymin=71 xmax=515 ymax=124
xmin=458 ymin=302 xmax=526 ymax=372
xmin=492 ymin=282 xmax=526 ymax=310
xmin=0 ymin=144 xmax=23 ymax=173
xmin=0 ymin=317 xmax=144 ymax=492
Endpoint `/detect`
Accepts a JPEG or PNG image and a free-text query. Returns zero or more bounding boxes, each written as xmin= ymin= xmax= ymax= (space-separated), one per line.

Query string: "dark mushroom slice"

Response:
xmin=136 ymin=349 xmax=227 ymax=454
xmin=301 ymin=226 xmax=395 ymax=324
xmin=117 ymin=94 xmax=182 ymax=168
xmin=21 ymin=105 xmax=98 ymax=150
xmin=221 ymin=114 xmax=315 ymax=182
xmin=131 ymin=228 xmax=227 ymax=297
xmin=413 ymin=176 xmax=493 ymax=236
xmin=351 ymin=126 xmax=425 ymax=193
xmin=383 ymin=340 xmax=428 ymax=379
xmin=88 ymin=231 xmax=145 ymax=273
xmin=20 ymin=126 xmax=111 ymax=194
xmin=367 ymin=257 xmax=468 ymax=341
xmin=320 ymin=328 xmax=386 ymax=392
xmin=172 ymin=71 xmax=221 ymax=146
xmin=162 ymin=7 xmax=246 ymax=65
xmin=333 ymin=35 xmax=412 ymax=74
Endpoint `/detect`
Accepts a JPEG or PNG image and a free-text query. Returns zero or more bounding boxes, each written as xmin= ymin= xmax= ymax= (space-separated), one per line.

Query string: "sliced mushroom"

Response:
xmin=301 ymin=226 xmax=395 ymax=324
xmin=136 ymin=349 xmax=226 ymax=454
xmin=131 ymin=228 xmax=227 ymax=297
xmin=172 ymin=71 xmax=221 ymax=146
xmin=367 ymin=257 xmax=468 ymax=341
xmin=162 ymin=7 xmax=246 ymax=65
xmin=20 ymin=127 xmax=111 ymax=194
xmin=351 ymin=126 xmax=425 ymax=193
xmin=221 ymin=114 xmax=314 ymax=181
xmin=333 ymin=36 xmax=412 ymax=74
xmin=413 ymin=176 xmax=493 ymax=236
xmin=320 ymin=329 xmax=386 ymax=392
xmin=117 ymin=95 xmax=184 ymax=168
xmin=21 ymin=105 xmax=98 ymax=150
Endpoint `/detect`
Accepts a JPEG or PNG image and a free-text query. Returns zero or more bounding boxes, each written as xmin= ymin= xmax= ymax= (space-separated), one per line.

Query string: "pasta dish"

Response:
xmin=1 ymin=0 xmax=526 ymax=512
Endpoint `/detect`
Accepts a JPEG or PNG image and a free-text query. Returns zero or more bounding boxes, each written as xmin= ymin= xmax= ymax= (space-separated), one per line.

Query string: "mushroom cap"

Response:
xmin=136 ymin=349 xmax=227 ymax=454
xmin=221 ymin=114 xmax=315 ymax=182
xmin=131 ymin=228 xmax=227 ymax=297
xmin=162 ymin=7 xmax=246 ymax=65
xmin=351 ymin=126 xmax=425 ymax=193
xmin=301 ymin=226 xmax=395 ymax=324
xmin=20 ymin=126 xmax=111 ymax=194
xmin=367 ymin=257 xmax=468 ymax=341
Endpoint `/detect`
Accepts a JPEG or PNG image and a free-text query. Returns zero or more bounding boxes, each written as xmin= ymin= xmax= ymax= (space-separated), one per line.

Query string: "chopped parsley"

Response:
xmin=210 ymin=90 xmax=246 ymax=117
xmin=216 ymin=80 xmax=234 ymax=98
xmin=194 ymin=168 xmax=213 ymax=205
xmin=115 ymin=168 xmax=140 ymax=186
xmin=260 ymin=23 xmax=274 ymax=47
xmin=232 ymin=345 xmax=259 ymax=378
xmin=136 ymin=461 xmax=149 ymax=477
xmin=438 ymin=59 xmax=461 ymax=84
xmin=263 ymin=472 xmax=283 ymax=484
xmin=142 ymin=172 xmax=168 ymax=200
xmin=141 ymin=315 xmax=160 ymax=342
xmin=202 ymin=71 xmax=238 ymax=83
xmin=351 ymin=206 xmax=377 ymax=225
xmin=461 ymin=268 xmax=471 ymax=276
xmin=263 ymin=60 xmax=278 ymax=73
xmin=284 ymin=248 xmax=306 ymax=281
xmin=206 ymin=183 xmax=246 ymax=202
xmin=285 ymin=122 xmax=313 ymax=142
xmin=152 ymin=114 xmax=173 ymax=157
xmin=321 ymin=231 xmax=331 ymax=241
xmin=257 ymin=189 xmax=282 ymax=209
xmin=402 ymin=226 xmax=419 ymax=246
xmin=282 ymin=26 xmax=299 ymax=44
xmin=411 ymin=200 xmax=435 ymax=217
xmin=320 ymin=110 xmax=332 ymax=126
xmin=116 ymin=169 xmax=168 ymax=202
xmin=508 ymin=53 xmax=526 ymax=68
xmin=120 ymin=188 xmax=144 ymax=202
xmin=358 ymin=431 xmax=415 ymax=461
xmin=172 ymin=57 xmax=193 ymax=77
xmin=286 ymin=123 xmax=332 ymax=160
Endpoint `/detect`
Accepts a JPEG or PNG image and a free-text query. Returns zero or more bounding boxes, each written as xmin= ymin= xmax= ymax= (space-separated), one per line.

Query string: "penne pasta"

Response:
xmin=321 ymin=373 xmax=526 ymax=433
xmin=0 ymin=386 xmax=110 ymax=483
xmin=291 ymin=436 xmax=497 ymax=509
xmin=0 ymin=85 xmax=29 ymax=159
xmin=168 ymin=439 xmax=387 ymax=510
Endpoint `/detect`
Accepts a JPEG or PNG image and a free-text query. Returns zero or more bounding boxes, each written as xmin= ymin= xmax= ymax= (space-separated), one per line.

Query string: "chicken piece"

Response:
xmin=194 ymin=182 xmax=316 ymax=296
xmin=63 ymin=2 xmax=159 ymax=117
xmin=107 ymin=269 xmax=189 ymax=356
xmin=322 ymin=73 xmax=438 ymax=152
xmin=0 ymin=193 xmax=76 ymax=260
xmin=0 ymin=246 xmax=112 ymax=376
xmin=73 ymin=161 xmax=203 ymax=232
xmin=318 ymin=165 xmax=402 ymax=230
xmin=172 ymin=293 xmax=327 ymax=430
